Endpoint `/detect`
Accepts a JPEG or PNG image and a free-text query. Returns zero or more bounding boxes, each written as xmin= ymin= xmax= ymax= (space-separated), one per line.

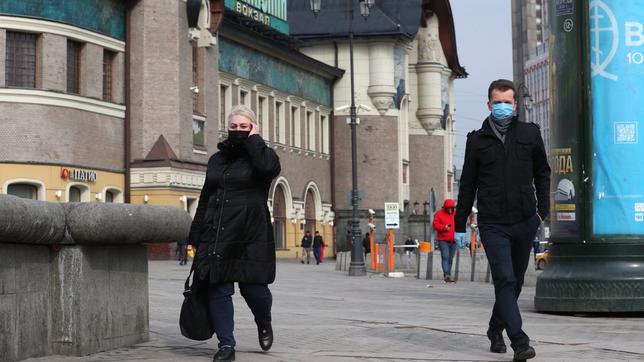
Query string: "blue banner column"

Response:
xmin=535 ymin=0 xmax=644 ymax=312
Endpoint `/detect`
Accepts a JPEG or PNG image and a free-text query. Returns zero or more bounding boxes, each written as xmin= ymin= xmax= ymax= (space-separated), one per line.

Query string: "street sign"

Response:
xmin=384 ymin=202 xmax=400 ymax=229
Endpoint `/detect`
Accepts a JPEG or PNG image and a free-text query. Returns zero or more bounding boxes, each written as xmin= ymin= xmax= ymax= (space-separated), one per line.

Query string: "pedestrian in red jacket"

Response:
xmin=433 ymin=199 xmax=456 ymax=283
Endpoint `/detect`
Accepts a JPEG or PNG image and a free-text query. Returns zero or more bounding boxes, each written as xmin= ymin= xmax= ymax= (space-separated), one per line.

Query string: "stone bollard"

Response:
xmin=343 ymin=251 xmax=351 ymax=271
xmin=431 ymin=251 xmax=443 ymax=280
xmin=471 ymin=250 xmax=491 ymax=283
xmin=456 ymin=249 xmax=472 ymax=282
xmin=418 ymin=252 xmax=429 ymax=279
xmin=0 ymin=195 xmax=191 ymax=362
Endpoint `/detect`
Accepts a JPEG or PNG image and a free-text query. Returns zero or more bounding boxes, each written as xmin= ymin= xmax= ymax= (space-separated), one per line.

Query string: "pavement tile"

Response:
xmin=22 ymin=260 xmax=644 ymax=362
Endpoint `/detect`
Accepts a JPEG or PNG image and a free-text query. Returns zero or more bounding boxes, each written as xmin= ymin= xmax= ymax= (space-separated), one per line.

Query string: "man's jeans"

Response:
xmin=438 ymin=241 xmax=456 ymax=277
xmin=479 ymin=214 xmax=540 ymax=350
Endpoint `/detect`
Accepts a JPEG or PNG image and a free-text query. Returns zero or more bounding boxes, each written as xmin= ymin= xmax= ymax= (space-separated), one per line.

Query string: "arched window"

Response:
xmin=69 ymin=186 xmax=82 ymax=202
xmin=273 ymin=185 xmax=286 ymax=249
xmin=103 ymin=187 xmax=123 ymax=203
xmin=304 ymin=189 xmax=316 ymax=234
xmin=186 ymin=197 xmax=198 ymax=217
xmin=67 ymin=184 xmax=89 ymax=202
xmin=7 ymin=183 xmax=38 ymax=200
xmin=105 ymin=190 xmax=115 ymax=203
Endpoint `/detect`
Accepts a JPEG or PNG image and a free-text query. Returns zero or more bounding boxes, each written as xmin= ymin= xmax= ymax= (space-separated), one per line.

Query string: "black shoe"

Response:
xmin=487 ymin=329 xmax=507 ymax=354
xmin=213 ymin=346 xmax=235 ymax=361
xmin=513 ymin=345 xmax=535 ymax=361
xmin=258 ymin=324 xmax=273 ymax=351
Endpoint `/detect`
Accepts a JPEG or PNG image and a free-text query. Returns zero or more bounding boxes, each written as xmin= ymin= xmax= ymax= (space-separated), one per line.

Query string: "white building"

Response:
xmin=288 ymin=0 xmax=467 ymax=244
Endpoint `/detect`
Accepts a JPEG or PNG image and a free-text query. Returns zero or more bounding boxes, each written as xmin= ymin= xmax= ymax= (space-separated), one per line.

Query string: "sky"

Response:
xmin=449 ymin=0 xmax=513 ymax=169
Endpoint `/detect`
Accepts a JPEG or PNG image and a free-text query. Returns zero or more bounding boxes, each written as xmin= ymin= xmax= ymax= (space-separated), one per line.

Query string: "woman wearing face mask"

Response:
xmin=188 ymin=104 xmax=281 ymax=361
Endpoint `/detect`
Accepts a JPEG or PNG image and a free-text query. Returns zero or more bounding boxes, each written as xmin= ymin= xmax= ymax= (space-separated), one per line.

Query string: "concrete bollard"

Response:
xmin=472 ymin=250 xmax=490 ymax=283
xmin=431 ymin=252 xmax=443 ymax=280
xmin=418 ymin=252 xmax=429 ymax=279
xmin=456 ymin=249 xmax=472 ymax=282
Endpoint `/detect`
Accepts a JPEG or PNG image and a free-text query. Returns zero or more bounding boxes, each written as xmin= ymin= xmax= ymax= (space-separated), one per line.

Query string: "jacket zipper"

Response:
xmin=210 ymin=166 xmax=229 ymax=258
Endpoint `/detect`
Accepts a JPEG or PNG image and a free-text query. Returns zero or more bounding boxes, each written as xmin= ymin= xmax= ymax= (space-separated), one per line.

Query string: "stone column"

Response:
xmin=0 ymin=29 xmax=6 ymax=87
xmin=415 ymin=14 xmax=444 ymax=133
xmin=111 ymin=52 xmax=125 ymax=104
xmin=81 ymin=43 xmax=103 ymax=99
xmin=367 ymin=41 xmax=396 ymax=115
xmin=268 ymin=92 xmax=275 ymax=142
xmin=40 ymin=33 xmax=66 ymax=92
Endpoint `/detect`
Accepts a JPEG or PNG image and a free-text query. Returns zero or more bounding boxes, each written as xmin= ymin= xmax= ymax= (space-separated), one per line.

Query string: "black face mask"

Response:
xmin=227 ymin=130 xmax=250 ymax=145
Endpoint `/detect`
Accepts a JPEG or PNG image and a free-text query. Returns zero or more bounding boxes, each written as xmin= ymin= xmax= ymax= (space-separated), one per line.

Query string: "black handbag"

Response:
xmin=179 ymin=259 xmax=214 ymax=340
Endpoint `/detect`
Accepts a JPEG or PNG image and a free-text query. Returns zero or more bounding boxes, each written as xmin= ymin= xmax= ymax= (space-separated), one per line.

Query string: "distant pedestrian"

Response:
xmin=432 ymin=199 xmax=456 ymax=283
xmin=188 ymin=105 xmax=281 ymax=361
xmin=403 ymin=235 xmax=416 ymax=267
xmin=532 ymin=235 xmax=541 ymax=260
xmin=313 ymin=231 xmax=324 ymax=264
xmin=455 ymin=79 xmax=550 ymax=361
xmin=362 ymin=231 xmax=371 ymax=258
xmin=177 ymin=237 xmax=188 ymax=265
xmin=300 ymin=231 xmax=313 ymax=264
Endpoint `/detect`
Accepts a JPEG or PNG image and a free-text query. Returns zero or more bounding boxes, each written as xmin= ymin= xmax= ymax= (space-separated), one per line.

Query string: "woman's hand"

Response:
xmin=249 ymin=122 xmax=260 ymax=136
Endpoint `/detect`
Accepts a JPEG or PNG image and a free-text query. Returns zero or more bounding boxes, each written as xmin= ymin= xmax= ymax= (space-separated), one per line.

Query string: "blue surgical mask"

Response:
xmin=491 ymin=103 xmax=514 ymax=121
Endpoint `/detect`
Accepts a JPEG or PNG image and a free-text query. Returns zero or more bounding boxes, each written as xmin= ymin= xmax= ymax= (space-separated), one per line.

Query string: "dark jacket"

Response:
xmin=455 ymin=117 xmax=550 ymax=232
xmin=188 ymin=134 xmax=281 ymax=284
xmin=313 ymin=235 xmax=324 ymax=248
xmin=404 ymin=238 xmax=416 ymax=252
xmin=301 ymin=235 xmax=312 ymax=248
xmin=362 ymin=233 xmax=371 ymax=253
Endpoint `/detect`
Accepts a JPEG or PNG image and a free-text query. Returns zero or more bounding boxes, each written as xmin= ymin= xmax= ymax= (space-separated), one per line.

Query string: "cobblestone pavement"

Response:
xmin=25 ymin=260 xmax=644 ymax=361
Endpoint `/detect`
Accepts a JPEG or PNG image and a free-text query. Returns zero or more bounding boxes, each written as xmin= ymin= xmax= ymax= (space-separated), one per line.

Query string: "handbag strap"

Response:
xmin=184 ymin=255 xmax=197 ymax=292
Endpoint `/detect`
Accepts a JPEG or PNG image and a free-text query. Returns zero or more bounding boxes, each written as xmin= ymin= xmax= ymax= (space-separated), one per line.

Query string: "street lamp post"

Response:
xmin=311 ymin=0 xmax=373 ymax=276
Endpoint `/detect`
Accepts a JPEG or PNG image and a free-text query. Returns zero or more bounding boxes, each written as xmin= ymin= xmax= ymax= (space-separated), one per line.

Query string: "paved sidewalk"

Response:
xmin=26 ymin=260 xmax=644 ymax=361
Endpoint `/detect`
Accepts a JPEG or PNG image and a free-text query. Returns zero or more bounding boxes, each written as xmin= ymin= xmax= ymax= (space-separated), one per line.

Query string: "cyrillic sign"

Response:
xmin=224 ymin=0 xmax=289 ymax=35
xmin=61 ymin=168 xmax=97 ymax=182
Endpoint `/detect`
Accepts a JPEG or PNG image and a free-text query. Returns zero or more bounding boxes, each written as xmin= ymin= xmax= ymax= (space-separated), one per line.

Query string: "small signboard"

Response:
xmin=555 ymin=0 xmax=574 ymax=16
xmin=384 ymin=202 xmax=400 ymax=229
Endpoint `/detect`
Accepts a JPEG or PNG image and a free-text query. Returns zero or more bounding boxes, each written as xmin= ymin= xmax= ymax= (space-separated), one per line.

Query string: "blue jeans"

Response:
xmin=208 ymin=283 xmax=272 ymax=348
xmin=438 ymin=240 xmax=456 ymax=277
xmin=313 ymin=246 xmax=321 ymax=263
xmin=479 ymin=214 xmax=540 ymax=350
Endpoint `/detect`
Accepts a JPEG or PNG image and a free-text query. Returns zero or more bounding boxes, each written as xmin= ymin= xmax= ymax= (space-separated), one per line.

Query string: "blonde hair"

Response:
xmin=227 ymin=104 xmax=257 ymax=124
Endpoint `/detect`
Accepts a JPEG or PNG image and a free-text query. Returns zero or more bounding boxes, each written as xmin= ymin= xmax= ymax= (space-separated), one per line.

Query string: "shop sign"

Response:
xmin=61 ymin=168 xmax=97 ymax=182
xmin=224 ymin=0 xmax=289 ymax=34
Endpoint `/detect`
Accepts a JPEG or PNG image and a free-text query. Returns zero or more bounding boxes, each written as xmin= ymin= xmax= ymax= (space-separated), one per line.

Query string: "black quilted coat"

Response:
xmin=188 ymin=134 xmax=281 ymax=284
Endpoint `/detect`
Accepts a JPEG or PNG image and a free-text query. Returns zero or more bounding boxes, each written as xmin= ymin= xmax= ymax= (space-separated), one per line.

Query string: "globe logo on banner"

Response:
xmin=590 ymin=0 xmax=619 ymax=81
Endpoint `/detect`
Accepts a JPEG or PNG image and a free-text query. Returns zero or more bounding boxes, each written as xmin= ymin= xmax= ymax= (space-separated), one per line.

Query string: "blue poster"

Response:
xmin=591 ymin=1 xmax=644 ymax=234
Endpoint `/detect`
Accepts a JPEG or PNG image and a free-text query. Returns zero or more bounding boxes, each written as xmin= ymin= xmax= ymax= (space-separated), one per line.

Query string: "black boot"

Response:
xmin=213 ymin=346 xmax=235 ymax=361
xmin=258 ymin=324 xmax=273 ymax=351
xmin=513 ymin=345 xmax=535 ymax=361
xmin=487 ymin=329 xmax=507 ymax=353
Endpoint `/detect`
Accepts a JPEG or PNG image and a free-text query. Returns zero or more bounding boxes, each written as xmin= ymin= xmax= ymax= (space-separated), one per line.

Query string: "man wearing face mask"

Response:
xmin=454 ymin=79 xmax=550 ymax=361
xmin=188 ymin=104 xmax=281 ymax=361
